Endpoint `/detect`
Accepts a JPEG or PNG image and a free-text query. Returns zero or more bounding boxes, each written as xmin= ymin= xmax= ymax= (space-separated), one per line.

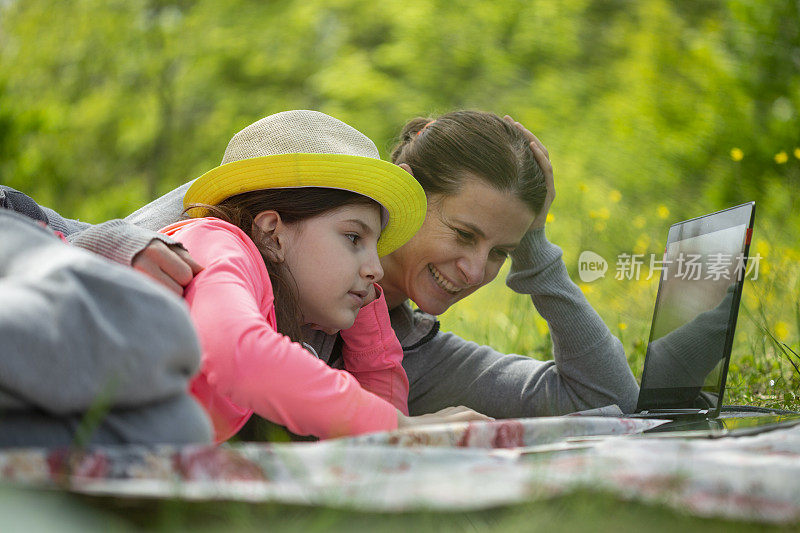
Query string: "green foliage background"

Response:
xmin=1 ymin=0 xmax=799 ymax=406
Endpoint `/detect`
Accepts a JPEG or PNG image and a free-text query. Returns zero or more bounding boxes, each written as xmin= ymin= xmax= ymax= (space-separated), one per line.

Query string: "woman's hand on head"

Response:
xmin=396 ymin=405 xmax=494 ymax=429
xmin=504 ymin=115 xmax=555 ymax=231
xmin=132 ymin=239 xmax=204 ymax=296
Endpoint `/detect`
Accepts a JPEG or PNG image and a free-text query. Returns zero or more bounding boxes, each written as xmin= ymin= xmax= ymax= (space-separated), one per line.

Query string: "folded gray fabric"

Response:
xmin=0 ymin=210 xmax=211 ymax=447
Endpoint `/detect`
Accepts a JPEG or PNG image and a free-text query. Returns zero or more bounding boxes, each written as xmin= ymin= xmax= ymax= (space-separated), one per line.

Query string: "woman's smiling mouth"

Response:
xmin=427 ymin=264 xmax=463 ymax=294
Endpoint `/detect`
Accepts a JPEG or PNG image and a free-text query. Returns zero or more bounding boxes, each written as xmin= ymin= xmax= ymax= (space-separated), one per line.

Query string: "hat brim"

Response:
xmin=184 ymin=153 xmax=426 ymax=257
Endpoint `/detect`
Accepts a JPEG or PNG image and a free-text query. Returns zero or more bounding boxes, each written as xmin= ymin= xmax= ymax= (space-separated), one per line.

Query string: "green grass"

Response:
xmin=67 ymin=490 xmax=797 ymax=532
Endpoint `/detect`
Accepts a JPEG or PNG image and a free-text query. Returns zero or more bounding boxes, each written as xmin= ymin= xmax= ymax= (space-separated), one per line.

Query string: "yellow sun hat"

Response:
xmin=184 ymin=110 xmax=426 ymax=256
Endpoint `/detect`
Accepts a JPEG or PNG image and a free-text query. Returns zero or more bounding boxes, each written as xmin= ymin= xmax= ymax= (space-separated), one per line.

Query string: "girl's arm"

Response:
xmin=340 ymin=285 xmax=410 ymax=415
xmin=175 ymin=219 xmax=399 ymax=439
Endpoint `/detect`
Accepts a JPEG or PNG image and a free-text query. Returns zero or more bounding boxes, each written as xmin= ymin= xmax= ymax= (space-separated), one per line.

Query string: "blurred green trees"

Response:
xmin=1 ymin=0 xmax=797 ymax=226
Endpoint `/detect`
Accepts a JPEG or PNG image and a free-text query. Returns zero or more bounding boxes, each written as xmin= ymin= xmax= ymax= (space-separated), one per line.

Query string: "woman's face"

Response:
xmin=381 ymin=178 xmax=535 ymax=315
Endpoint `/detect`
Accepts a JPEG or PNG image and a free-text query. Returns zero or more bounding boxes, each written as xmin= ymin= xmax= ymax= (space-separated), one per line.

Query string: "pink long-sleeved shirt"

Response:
xmin=161 ymin=217 xmax=408 ymax=443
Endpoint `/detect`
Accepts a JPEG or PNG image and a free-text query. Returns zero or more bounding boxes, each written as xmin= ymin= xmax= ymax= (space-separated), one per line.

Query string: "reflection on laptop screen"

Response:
xmin=637 ymin=204 xmax=753 ymax=412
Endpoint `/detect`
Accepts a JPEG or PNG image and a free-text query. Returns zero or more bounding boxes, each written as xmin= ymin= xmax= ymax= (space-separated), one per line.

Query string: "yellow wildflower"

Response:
xmin=579 ymin=283 xmax=594 ymax=295
xmin=730 ymin=148 xmax=744 ymax=161
xmin=657 ymin=205 xmax=670 ymax=219
xmin=579 ymin=183 xmax=588 ymax=193
xmin=774 ymin=151 xmax=788 ymax=164
xmin=618 ymin=322 xmax=628 ymax=331
xmin=535 ymin=317 xmax=549 ymax=337
xmin=634 ymin=234 xmax=650 ymax=255
xmin=794 ymin=148 xmax=800 ymax=160
xmin=546 ymin=213 xmax=554 ymax=223
xmin=774 ymin=322 xmax=790 ymax=342
xmin=744 ymin=291 xmax=758 ymax=308
xmin=609 ymin=190 xmax=622 ymax=203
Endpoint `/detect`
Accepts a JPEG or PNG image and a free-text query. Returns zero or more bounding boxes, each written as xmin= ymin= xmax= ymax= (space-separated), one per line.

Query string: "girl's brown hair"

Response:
xmin=188 ymin=188 xmax=378 ymax=343
xmin=390 ymin=110 xmax=547 ymax=213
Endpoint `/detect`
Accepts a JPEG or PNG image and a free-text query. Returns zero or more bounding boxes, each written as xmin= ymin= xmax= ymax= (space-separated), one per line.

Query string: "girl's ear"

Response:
xmin=397 ymin=163 xmax=414 ymax=177
xmin=253 ymin=210 xmax=286 ymax=263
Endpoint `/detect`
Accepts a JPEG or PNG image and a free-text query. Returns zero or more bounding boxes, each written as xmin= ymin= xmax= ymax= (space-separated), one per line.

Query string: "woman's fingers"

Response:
xmin=534 ymin=141 xmax=555 ymax=200
xmin=502 ymin=115 xmax=556 ymax=230
xmin=529 ymin=141 xmax=554 ymax=197
xmin=448 ymin=410 xmax=494 ymax=422
xmin=433 ymin=405 xmax=494 ymax=422
xmin=502 ymin=115 xmax=553 ymax=191
xmin=397 ymin=405 xmax=495 ymax=429
xmin=503 ymin=115 xmax=556 ymax=229
xmin=504 ymin=114 xmax=549 ymax=160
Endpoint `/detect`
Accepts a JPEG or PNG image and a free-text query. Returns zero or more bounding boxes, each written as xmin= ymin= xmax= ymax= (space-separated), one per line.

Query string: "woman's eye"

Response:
xmin=492 ymin=248 xmax=509 ymax=260
xmin=456 ymin=229 xmax=474 ymax=242
xmin=346 ymin=233 xmax=360 ymax=245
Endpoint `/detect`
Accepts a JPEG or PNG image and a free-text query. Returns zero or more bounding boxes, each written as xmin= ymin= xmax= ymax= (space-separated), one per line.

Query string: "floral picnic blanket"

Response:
xmin=2 ymin=416 xmax=800 ymax=525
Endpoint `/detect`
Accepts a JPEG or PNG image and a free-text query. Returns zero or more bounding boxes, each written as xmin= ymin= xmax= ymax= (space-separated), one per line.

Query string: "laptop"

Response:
xmin=626 ymin=202 xmax=756 ymax=420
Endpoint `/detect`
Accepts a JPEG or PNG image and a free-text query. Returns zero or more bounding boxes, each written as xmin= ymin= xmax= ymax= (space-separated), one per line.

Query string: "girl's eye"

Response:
xmin=346 ymin=233 xmax=360 ymax=245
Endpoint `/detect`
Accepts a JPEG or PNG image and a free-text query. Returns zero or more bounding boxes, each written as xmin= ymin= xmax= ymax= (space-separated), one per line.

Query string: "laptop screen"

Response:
xmin=636 ymin=203 xmax=755 ymax=413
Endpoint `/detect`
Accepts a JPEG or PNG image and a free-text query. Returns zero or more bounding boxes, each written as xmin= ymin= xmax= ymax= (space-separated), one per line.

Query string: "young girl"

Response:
xmin=161 ymin=110 xmax=489 ymax=442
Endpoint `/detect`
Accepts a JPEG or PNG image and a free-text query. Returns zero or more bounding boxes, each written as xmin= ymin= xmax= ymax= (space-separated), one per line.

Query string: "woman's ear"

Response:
xmin=253 ymin=210 xmax=285 ymax=262
xmin=397 ymin=163 xmax=414 ymax=177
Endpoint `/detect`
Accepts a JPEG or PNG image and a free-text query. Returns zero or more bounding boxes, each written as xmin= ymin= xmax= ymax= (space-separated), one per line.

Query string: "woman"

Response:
xmin=376 ymin=111 xmax=638 ymax=416
xmin=18 ymin=110 xmax=640 ymax=418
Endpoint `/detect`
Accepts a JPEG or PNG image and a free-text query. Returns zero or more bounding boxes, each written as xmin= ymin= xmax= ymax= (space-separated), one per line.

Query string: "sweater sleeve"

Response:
xmin=65 ymin=179 xmax=190 ymax=263
xmin=40 ymin=203 xmax=180 ymax=266
xmin=126 ymin=180 xmax=193 ymax=231
xmin=505 ymin=228 xmax=639 ymax=412
xmin=64 ymin=219 xmax=180 ymax=266
xmin=340 ymin=285 xmax=410 ymax=415
xmin=402 ymin=228 xmax=639 ymax=417
xmin=176 ymin=220 xmax=399 ymax=439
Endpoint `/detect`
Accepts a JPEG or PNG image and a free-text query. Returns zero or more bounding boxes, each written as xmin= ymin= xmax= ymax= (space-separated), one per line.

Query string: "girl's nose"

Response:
xmin=362 ymin=251 xmax=384 ymax=282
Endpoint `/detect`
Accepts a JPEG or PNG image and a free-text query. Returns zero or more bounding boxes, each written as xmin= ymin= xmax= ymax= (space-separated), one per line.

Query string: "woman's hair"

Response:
xmin=187 ymin=188 xmax=377 ymax=343
xmin=390 ymin=110 xmax=547 ymax=214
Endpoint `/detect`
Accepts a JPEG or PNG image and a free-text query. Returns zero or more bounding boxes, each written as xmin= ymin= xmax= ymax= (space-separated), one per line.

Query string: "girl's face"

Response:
xmin=380 ymin=178 xmax=534 ymax=315
xmin=280 ymin=203 xmax=384 ymax=333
